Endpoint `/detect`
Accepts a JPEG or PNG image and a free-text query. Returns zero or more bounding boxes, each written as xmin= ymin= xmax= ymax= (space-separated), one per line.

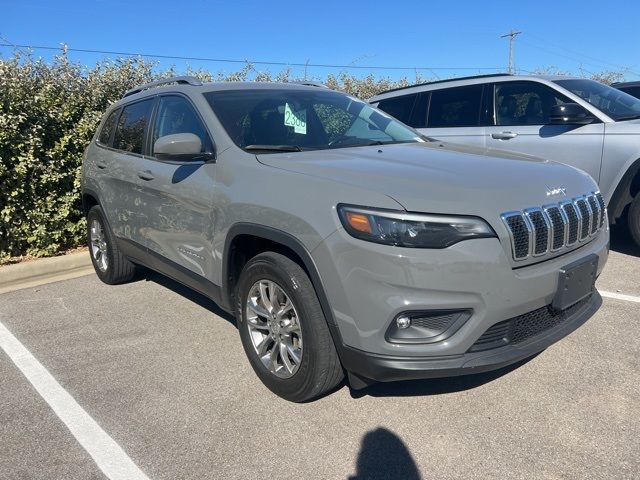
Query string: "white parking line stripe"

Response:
xmin=0 ymin=321 xmax=150 ymax=480
xmin=600 ymin=290 xmax=640 ymax=304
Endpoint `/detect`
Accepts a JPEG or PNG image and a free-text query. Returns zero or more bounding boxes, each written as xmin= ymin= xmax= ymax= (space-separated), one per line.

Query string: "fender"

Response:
xmin=222 ymin=223 xmax=349 ymax=362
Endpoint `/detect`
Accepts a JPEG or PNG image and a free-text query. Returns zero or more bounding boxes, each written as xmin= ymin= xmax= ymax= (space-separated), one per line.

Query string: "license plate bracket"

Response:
xmin=552 ymin=254 xmax=598 ymax=312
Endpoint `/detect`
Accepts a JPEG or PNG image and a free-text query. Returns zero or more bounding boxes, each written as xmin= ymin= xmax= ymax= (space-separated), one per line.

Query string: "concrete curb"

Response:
xmin=0 ymin=251 xmax=94 ymax=294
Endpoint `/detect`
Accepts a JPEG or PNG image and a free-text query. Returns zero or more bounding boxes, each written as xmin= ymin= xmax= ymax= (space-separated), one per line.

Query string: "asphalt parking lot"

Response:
xmin=1 ymin=227 xmax=639 ymax=480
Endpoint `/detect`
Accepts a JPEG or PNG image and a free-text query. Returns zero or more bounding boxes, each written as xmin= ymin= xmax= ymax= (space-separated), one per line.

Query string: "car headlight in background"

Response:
xmin=337 ymin=204 xmax=496 ymax=248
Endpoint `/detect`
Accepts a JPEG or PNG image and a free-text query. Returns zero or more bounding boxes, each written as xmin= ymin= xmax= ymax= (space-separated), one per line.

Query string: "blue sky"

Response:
xmin=2 ymin=0 xmax=639 ymax=81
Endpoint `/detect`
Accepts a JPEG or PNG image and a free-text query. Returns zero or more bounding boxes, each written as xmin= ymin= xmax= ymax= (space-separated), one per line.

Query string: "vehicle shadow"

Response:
xmin=609 ymin=223 xmax=640 ymax=256
xmin=141 ymin=270 xmax=237 ymax=326
xmin=349 ymin=427 xmax=421 ymax=480
xmin=138 ymin=268 xmax=538 ymax=401
xmin=350 ymin=355 xmax=537 ymax=399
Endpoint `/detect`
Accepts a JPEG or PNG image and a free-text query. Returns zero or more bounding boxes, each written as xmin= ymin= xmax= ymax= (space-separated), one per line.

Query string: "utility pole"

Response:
xmin=501 ymin=30 xmax=522 ymax=74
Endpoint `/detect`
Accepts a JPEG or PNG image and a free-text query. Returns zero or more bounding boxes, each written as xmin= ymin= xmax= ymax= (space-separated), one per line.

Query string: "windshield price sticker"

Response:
xmin=284 ymin=103 xmax=307 ymax=134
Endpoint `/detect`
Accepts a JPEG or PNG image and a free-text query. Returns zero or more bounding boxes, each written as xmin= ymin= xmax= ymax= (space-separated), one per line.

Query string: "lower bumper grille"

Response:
xmin=469 ymin=295 xmax=592 ymax=352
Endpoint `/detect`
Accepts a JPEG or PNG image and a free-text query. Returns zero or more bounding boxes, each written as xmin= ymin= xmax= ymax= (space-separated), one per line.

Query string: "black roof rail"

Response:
xmin=612 ymin=81 xmax=640 ymax=88
xmin=291 ymin=81 xmax=330 ymax=89
xmin=374 ymin=73 xmax=513 ymax=96
xmin=123 ymin=76 xmax=203 ymax=98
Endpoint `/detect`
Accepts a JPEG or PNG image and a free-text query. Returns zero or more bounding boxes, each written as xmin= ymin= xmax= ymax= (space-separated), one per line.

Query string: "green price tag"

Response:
xmin=284 ymin=103 xmax=307 ymax=134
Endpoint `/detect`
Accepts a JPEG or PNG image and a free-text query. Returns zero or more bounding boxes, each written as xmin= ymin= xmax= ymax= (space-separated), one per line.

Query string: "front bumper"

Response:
xmin=312 ymin=226 xmax=608 ymax=380
xmin=337 ymin=291 xmax=601 ymax=382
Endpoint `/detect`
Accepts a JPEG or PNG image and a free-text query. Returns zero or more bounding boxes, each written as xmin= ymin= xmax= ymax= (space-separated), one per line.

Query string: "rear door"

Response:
xmin=134 ymin=94 xmax=217 ymax=279
xmin=102 ymin=98 xmax=154 ymax=246
xmin=484 ymin=80 xmax=604 ymax=182
xmin=418 ymin=84 xmax=488 ymax=148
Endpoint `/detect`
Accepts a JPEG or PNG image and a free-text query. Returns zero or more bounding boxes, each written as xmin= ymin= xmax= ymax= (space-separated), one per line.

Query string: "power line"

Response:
xmin=520 ymin=38 xmax=640 ymax=77
xmin=0 ymin=42 xmax=505 ymax=72
xmin=526 ymin=32 xmax=632 ymax=72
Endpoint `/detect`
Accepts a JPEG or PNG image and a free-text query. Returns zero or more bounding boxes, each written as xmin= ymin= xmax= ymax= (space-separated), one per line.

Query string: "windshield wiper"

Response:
xmin=245 ymin=144 xmax=302 ymax=152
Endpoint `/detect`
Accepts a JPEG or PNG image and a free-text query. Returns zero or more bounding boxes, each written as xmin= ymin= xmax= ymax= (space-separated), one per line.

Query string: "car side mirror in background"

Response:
xmin=154 ymin=133 xmax=214 ymax=161
xmin=549 ymin=103 xmax=595 ymax=125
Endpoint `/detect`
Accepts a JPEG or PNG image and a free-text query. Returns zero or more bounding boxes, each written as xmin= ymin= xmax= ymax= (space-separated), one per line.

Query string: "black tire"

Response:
xmin=629 ymin=194 xmax=640 ymax=248
xmin=86 ymin=205 xmax=137 ymax=285
xmin=236 ymin=252 xmax=343 ymax=402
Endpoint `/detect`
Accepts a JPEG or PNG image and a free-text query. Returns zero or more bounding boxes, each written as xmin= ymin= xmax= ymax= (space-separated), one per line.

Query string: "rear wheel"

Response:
xmin=628 ymin=194 xmax=640 ymax=247
xmin=236 ymin=252 xmax=343 ymax=402
xmin=86 ymin=205 xmax=137 ymax=284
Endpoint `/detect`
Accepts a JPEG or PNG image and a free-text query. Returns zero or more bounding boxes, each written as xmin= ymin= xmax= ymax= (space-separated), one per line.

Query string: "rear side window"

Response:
xmin=152 ymin=96 xmax=211 ymax=153
xmin=376 ymin=94 xmax=418 ymax=124
xmin=98 ymin=108 xmax=120 ymax=146
xmin=113 ymin=99 xmax=154 ymax=154
xmin=427 ymin=85 xmax=483 ymax=128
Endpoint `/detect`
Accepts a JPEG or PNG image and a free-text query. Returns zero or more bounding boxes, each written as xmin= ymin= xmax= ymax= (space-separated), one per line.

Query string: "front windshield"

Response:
xmin=204 ymin=88 xmax=423 ymax=151
xmin=554 ymin=79 xmax=640 ymax=121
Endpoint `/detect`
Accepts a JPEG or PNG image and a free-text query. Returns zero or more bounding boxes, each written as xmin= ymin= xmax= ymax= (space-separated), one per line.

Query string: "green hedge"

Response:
xmin=0 ymin=52 xmax=416 ymax=259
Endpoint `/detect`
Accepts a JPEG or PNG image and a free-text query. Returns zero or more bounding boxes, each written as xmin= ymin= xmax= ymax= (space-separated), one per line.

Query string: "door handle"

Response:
xmin=137 ymin=170 xmax=155 ymax=181
xmin=96 ymin=162 xmax=107 ymax=169
xmin=491 ymin=131 xmax=518 ymax=140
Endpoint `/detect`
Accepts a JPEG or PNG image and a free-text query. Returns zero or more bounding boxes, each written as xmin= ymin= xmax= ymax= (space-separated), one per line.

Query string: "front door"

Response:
xmin=135 ymin=94 xmax=217 ymax=280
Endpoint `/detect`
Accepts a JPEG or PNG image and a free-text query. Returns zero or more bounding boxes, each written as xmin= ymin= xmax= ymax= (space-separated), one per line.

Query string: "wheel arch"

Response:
xmin=608 ymin=157 xmax=640 ymax=223
xmin=81 ymin=188 xmax=102 ymax=216
xmin=222 ymin=223 xmax=346 ymax=358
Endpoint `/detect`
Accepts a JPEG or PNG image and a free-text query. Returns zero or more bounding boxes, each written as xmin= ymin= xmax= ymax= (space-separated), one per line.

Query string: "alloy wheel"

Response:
xmin=245 ymin=280 xmax=303 ymax=378
xmin=90 ymin=219 xmax=109 ymax=272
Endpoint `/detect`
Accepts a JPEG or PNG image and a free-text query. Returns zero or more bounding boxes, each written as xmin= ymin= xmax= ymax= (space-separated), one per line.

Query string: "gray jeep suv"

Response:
xmin=371 ymin=74 xmax=640 ymax=247
xmin=82 ymin=77 xmax=608 ymax=401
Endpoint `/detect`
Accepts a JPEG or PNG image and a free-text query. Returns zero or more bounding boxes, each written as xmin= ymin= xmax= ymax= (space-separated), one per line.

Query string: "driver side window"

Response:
xmin=495 ymin=81 xmax=570 ymax=126
xmin=153 ymin=96 xmax=211 ymax=154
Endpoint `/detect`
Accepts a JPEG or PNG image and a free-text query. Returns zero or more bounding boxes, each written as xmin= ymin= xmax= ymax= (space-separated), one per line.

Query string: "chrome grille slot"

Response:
xmin=561 ymin=202 xmax=579 ymax=246
xmin=502 ymin=213 xmax=531 ymax=260
xmin=543 ymin=206 xmax=565 ymax=251
xmin=575 ymin=198 xmax=591 ymax=241
xmin=595 ymin=192 xmax=606 ymax=227
xmin=501 ymin=191 xmax=605 ymax=262
xmin=524 ymin=209 xmax=549 ymax=256
xmin=587 ymin=194 xmax=599 ymax=235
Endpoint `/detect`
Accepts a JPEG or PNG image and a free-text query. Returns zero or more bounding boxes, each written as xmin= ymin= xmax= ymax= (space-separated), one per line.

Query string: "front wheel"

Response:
xmin=236 ymin=252 xmax=343 ymax=402
xmin=628 ymin=194 xmax=640 ymax=248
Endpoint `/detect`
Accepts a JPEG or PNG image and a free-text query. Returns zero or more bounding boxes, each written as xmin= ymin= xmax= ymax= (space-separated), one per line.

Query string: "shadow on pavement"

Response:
xmin=349 ymin=427 xmax=421 ymax=480
xmin=609 ymin=223 xmax=640 ymax=256
xmin=142 ymin=270 xmax=236 ymax=326
xmin=351 ymin=355 xmax=537 ymax=399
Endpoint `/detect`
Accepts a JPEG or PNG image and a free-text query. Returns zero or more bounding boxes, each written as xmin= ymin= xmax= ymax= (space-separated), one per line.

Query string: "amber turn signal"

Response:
xmin=345 ymin=212 xmax=373 ymax=234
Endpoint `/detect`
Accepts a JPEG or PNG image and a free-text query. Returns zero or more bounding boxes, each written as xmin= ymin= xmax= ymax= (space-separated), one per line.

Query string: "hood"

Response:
xmin=257 ymin=142 xmax=597 ymax=220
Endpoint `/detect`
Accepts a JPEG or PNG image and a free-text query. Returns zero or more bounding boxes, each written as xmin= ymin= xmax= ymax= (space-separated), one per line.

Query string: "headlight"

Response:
xmin=337 ymin=204 xmax=496 ymax=248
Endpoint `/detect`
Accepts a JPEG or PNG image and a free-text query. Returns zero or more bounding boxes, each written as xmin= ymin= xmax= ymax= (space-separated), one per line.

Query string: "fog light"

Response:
xmin=396 ymin=316 xmax=411 ymax=329
xmin=387 ymin=310 xmax=472 ymax=344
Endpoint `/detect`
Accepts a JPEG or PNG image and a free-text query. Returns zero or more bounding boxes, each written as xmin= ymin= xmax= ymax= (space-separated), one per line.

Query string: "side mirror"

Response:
xmin=549 ymin=103 xmax=595 ymax=125
xmin=154 ymin=133 xmax=212 ymax=161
